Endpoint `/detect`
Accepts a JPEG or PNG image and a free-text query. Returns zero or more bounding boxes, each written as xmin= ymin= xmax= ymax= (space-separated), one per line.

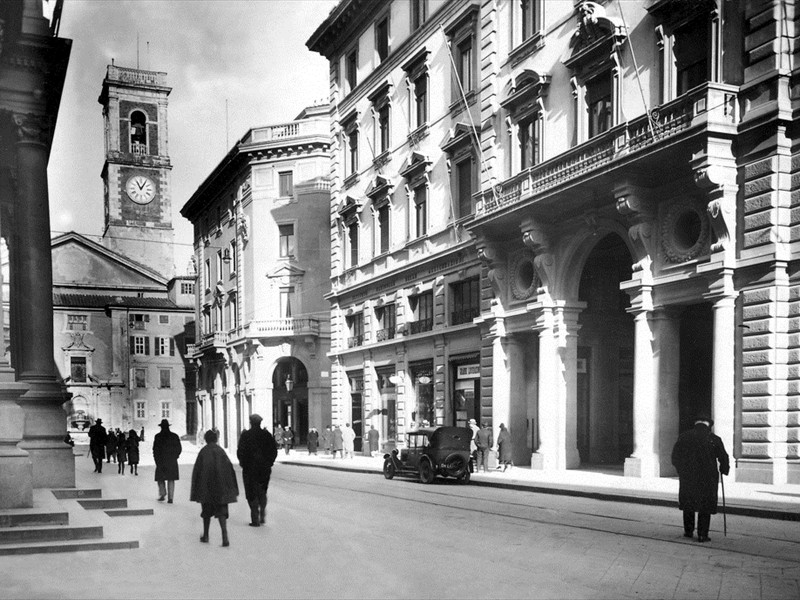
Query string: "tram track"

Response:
xmin=275 ymin=466 xmax=800 ymax=567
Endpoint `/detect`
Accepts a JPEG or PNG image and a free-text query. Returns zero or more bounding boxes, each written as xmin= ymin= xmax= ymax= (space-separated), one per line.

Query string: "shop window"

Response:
xmin=279 ymin=224 xmax=295 ymax=258
xmin=376 ymin=368 xmax=397 ymax=443
xmin=409 ymin=291 xmax=433 ymax=334
xmin=70 ymin=357 xmax=87 ymax=383
xmin=279 ymin=171 xmax=294 ymax=197
xmin=130 ymin=110 xmax=147 ymax=155
xmin=346 ymin=312 xmax=364 ymax=348
xmin=375 ymin=303 xmax=396 ymax=341
xmin=410 ymin=361 xmax=434 ymax=427
xmin=450 ymin=278 xmax=480 ymax=325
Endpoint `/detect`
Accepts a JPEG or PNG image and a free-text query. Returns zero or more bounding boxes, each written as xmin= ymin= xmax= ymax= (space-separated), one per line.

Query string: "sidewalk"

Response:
xmin=274 ymin=450 xmax=800 ymax=521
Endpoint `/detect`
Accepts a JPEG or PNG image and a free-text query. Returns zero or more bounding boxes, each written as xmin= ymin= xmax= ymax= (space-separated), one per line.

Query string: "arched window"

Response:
xmin=130 ymin=111 xmax=147 ymax=155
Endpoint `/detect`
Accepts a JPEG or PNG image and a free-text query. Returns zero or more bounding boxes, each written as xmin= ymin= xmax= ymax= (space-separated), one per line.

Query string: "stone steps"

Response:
xmin=0 ymin=487 xmax=144 ymax=555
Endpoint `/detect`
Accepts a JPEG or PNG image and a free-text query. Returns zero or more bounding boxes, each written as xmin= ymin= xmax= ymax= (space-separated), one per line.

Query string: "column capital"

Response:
xmin=11 ymin=112 xmax=53 ymax=147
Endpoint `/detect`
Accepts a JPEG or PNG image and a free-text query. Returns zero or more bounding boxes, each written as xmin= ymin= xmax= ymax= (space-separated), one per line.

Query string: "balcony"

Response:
xmin=197 ymin=331 xmax=228 ymax=351
xmin=408 ymin=318 xmax=433 ymax=335
xmin=476 ymin=83 xmax=738 ymax=217
xmin=451 ymin=308 xmax=480 ymax=326
xmin=243 ymin=118 xmax=329 ymax=144
xmin=347 ymin=334 xmax=364 ymax=348
xmin=375 ymin=327 xmax=396 ymax=342
xmin=245 ymin=317 xmax=320 ymax=338
xmin=132 ymin=141 xmax=147 ymax=156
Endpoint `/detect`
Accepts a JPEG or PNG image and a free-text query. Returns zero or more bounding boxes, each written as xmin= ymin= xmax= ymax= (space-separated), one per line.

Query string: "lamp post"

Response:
xmin=284 ymin=373 xmax=294 ymax=450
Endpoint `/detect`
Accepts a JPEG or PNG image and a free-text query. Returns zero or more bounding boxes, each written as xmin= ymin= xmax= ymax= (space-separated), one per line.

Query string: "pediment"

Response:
xmin=365 ymin=175 xmax=394 ymax=200
xmin=501 ymin=70 xmax=551 ymax=114
xmin=52 ymin=232 xmax=167 ymax=291
xmin=266 ymin=262 xmax=306 ymax=279
xmin=441 ymin=123 xmax=477 ymax=155
xmin=563 ymin=1 xmax=626 ymax=70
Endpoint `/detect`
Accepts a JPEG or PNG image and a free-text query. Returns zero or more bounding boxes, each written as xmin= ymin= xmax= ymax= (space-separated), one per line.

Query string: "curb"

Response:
xmin=280 ymin=460 xmax=800 ymax=522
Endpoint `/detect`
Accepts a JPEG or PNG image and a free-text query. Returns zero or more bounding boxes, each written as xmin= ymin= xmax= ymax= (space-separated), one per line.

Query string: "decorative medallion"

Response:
xmin=509 ymin=250 xmax=539 ymax=300
xmin=661 ymin=200 xmax=710 ymax=263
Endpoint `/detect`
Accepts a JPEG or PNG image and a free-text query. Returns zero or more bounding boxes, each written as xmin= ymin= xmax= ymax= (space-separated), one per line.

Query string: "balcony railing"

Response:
xmin=245 ymin=118 xmax=329 ymax=144
xmin=451 ymin=308 xmax=480 ymax=326
xmin=246 ymin=317 xmax=320 ymax=337
xmin=132 ymin=141 xmax=147 ymax=156
xmin=408 ymin=318 xmax=433 ymax=335
xmin=376 ymin=327 xmax=396 ymax=342
xmin=198 ymin=331 xmax=228 ymax=350
xmin=477 ymin=83 xmax=738 ymax=217
xmin=347 ymin=334 xmax=364 ymax=348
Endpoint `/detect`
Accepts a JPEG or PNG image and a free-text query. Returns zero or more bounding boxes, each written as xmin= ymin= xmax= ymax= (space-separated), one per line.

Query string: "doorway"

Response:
xmin=272 ymin=357 xmax=309 ymax=445
xmin=678 ymin=303 xmax=713 ymax=432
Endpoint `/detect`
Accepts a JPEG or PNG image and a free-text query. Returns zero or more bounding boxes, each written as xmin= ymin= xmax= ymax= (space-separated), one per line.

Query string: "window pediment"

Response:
xmin=402 ymin=47 xmax=430 ymax=77
xmin=399 ymin=151 xmax=432 ymax=182
xmin=444 ymin=4 xmax=479 ymax=39
xmin=366 ymin=175 xmax=394 ymax=204
xmin=340 ymin=110 xmax=359 ymax=134
xmin=338 ymin=195 xmax=363 ymax=223
xmin=441 ymin=123 xmax=477 ymax=156
xmin=367 ymin=80 xmax=393 ymax=106
xmin=645 ymin=0 xmax=715 ymax=32
xmin=501 ymin=70 xmax=551 ymax=117
xmin=562 ymin=1 xmax=626 ymax=72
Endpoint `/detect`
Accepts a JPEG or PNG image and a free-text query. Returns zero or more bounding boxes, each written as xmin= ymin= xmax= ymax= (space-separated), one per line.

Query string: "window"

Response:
xmin=411 ymin=0 xmax=427 ymax=31
xmin=130 ymin=110 xmax=147 ymax=155
xmin=348 ymin=222 xmax=359 ymax=267
xmin=413 ymin=74 xmax=428 ymax=129
xmin=134 ymin=368 xmax=147 ymax=388
xmin=674 ymin=19 xmax=708 ymax=95
xmin=279 ymin=288 xmax=294 ymax=318
xmin=345 ymin=47 xmax=358 ymax=92
xmin=70 ymin=357 xmax=87 ymax=383
xmin=229 ymin=294 xmax=238 ymax=328
xmin=445 ymin=7 xmax=479 ymax=106
xmin=202 ymin=308 xmax=211 ymax=333
xmin=378 ymin=204 xmax=390 ymax=254
xmin=519 ymin=114 xmax=540 ymax=170
xmin=154 ymin=337 xmax=175 ymax=356
xmin=346 ymin=312 xmax=364 ymax=347
xmin=204 ymin=259 xmax=211 ymax=289
xmin=215 ymin=302 xmax=224 ymax=331
xmin=279 ymin=224 xmax=295 ymax=258
xmin=347 ymin=129 xmax=359 ymax=177
xmin=586 ymin=73 xmax=612 ymax=138
xmin=161 ymin=402 xmax=171 ymax=419
xmin=131 ymin=335 xmax=149 ymax=355
xmin=216 ymin=250 xmax=224 ymax=283
xmin=409 ymin=291 xmax=433 ymax=334
xmin=451 ymin=278 xmax=480 ymax=325
xmin=229 ymin=240 xmax=238 ymax=274
xmin=159 ymin=369 xmax=172 ymax=389
xmin=279 ymin=171 xmax=294 ymax=197
xmin=67 ymin=314 xmax=88 ymax=331
xmin=130 ymin=313 xmax=148 ymax=330
xmin=181 ymin=282 xmax=195 ymax=295
xmin=375 ymin=303 xmax=396 ymax=341
xmin=376 ymin=16 xmax=390 ymax=63
xmin=413 ymin=185 xmax=427 ymax=238
xmin=456 ymin=157 xmax=474 ymax=218
xmin=377 ymin=104 xmax=390 ymax=154
xmin=159 ymin=315 xmax=169 ymax=324
xmin=521 ymin=0 xmax=538 ymax=42
xmin=135 ymin=401 xmax=146 ymax=419
xmin=456 ymin=37 xmax=473 ymax=95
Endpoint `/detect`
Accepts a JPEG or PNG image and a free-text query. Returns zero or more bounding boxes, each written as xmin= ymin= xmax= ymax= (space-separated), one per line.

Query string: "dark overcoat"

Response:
xmin=671 ymin=423 xmax=730 ymax=514
xmin=153 ymin=429 xmax=182 ymax=481
xmin=190 ymin=443 xmax=239 ymax=505
xmin=367 ymin=428 xmax=380 ymax=453
xmin=88 ymin=423 xmax=107 ymax=460
xmin=307 ymin=429 xmax=319 ymax=452
xmin=126 ymin=434 xmax=140 ymax=465
xmin=321 ymin=429 xmax=331 ymax=451
xmin=237 ymin=427 xmax=278 ymax=485
xmin=497 ymin=428 xmax=512 ymax=462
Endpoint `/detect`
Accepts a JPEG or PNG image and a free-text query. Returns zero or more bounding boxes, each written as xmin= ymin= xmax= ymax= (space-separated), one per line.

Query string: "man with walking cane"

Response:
xmin=671 ymin=414 xmax=730 ymax=542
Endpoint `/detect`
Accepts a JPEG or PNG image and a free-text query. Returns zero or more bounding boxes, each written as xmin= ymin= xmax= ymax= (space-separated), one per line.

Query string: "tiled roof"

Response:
xmin=53 ymin=294 xmax=184 ymax=310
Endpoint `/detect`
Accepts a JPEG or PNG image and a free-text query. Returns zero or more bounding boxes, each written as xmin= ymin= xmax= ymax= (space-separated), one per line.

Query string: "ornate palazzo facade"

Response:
xmin=311 ymin=0 xmax=800 ymax=484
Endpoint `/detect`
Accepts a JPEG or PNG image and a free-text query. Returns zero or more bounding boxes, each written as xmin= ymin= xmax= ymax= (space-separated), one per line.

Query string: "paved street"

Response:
xmin=2 ymin=452 xmax=799 ymax=600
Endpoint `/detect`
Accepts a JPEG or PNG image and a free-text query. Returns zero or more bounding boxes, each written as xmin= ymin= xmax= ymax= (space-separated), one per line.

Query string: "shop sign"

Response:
xmin=456 ymin=364 xmax=480 ymax=379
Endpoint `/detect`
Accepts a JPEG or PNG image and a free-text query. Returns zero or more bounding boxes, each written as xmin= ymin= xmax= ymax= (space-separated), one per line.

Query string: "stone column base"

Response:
xmin=0 ymin=389 xmax=33 ymax=508
xmin=624 ymin=454 xmax=660 ymax=478
xmin=531 ymin=452 xmax=551 ymax=470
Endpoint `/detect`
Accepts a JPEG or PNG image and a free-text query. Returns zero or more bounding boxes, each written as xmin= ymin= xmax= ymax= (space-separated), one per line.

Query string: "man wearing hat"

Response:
xmin=153 ymin=419 xmax=182 ymax=503
xmin=671 ymin=414 xmax=730 ymax=542
xmin=468 ymin=418 xmax=480 ymax=473
xmin=88 ymin=418 xmax=108 ymax=473
xmin=237 ymin=414 xmax=278 ymax=527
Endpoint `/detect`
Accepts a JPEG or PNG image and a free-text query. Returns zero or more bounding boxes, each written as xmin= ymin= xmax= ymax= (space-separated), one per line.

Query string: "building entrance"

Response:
xmin=272 ymin=357 xmax=309 ymax=445
xmin=678 ymin=303 xmax=713 ymax=432
xmin=576 ymin=234 xmax=634 ymax=466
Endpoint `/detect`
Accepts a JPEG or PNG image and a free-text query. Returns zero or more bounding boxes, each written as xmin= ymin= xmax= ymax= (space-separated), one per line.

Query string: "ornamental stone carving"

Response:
xmin=509 ymin=249 xmax=539 ymax=301
xmin=660 ymin=200 xmax=710 ymax=263
xmin=12 ymin=112 xmax=52 ymax=145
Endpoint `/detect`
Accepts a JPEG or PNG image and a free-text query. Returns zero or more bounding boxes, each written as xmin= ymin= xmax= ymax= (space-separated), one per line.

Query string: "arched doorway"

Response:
xmin=576 ymin=234 xmax=635 ymax=466
xmin=272 ymin=358 xmax=308 ymax=446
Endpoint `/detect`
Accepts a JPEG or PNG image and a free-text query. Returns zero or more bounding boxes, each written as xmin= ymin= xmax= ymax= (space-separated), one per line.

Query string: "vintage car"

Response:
xmin=382 ymin=426 xmax=472 ymax=484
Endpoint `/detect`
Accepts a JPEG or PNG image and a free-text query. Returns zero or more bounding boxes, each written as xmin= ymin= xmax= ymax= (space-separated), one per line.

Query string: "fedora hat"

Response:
xmin=159 ymin=419 xmax=170 ymax=428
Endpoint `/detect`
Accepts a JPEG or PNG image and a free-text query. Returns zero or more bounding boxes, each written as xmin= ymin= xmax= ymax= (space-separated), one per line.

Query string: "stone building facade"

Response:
xmin=311 ymin=0 xmax=800 ymax=484
xmin=181 ymin=106 xmax=332 ymax=452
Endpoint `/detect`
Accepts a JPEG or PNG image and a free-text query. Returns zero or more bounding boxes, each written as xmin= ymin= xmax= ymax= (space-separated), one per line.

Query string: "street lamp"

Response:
xmin=284 ymin=374 xmax=294 ymax=392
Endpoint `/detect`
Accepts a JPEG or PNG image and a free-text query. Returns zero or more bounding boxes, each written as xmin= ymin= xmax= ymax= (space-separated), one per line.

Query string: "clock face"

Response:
xmin=125 ymin=175 xmax=156 ymax=205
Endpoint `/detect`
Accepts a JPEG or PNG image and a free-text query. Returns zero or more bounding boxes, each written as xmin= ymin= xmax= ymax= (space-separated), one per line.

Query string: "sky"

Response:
xmin=47 ymin=0 xmax=336 ymax=273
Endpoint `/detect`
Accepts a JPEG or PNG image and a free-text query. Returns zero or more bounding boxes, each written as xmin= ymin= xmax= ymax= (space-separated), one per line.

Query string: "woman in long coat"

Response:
xmin=496 ymin=423 xmax=513 ymax=471
xmin=671 ymin=416 xmax=730 ymax=542
xmin=116 ymin=431 xmax=127 ymax=475
xmin=126 ymin=429 xmax=140 ymax=475
xmin=307 ymin=428 xmax=319 ymax=454
xmin=191 ymin=429 xmax=238 ymax=547
xmin=332 ymin=425 xmax=344 ymax=459
xmin=321 ymin=426 xmax=331 ymax=455
xmin=106 ymin=429 xmax=117 ymax=464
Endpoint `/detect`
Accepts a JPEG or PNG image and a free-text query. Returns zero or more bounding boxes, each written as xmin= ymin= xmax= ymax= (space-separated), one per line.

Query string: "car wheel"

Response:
xmin=383 ymin=459 xmax=395 ymax=480
xmin=419 ymin=459 xmax=435 ymax=484
xmin=457 ymin=469 xmax=471 ymax=483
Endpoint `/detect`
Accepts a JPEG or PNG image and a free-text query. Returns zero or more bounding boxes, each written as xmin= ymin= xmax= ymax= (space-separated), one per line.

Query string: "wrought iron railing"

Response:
xmin=408 ymin=318 xmax=433 ymax=335
xmin=347 ymin=334 xmax=364 ymax=348
xmin=451 ymin=308 xmax=480 ymax=326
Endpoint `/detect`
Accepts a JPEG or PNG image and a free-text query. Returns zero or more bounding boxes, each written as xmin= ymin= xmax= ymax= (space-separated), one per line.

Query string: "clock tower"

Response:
xmin=98 ymin=63 xmax=174 ymax=278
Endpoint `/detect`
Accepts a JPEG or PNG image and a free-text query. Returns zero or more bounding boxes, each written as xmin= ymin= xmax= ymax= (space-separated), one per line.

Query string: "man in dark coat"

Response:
xmin=88 ymin=418 xmax=107 ymax=473
xmin=671 ymin=414 xmax=730 ymax=542
xmin=367 ymin=425 xmax=380 ymax=457
xmin=332 ymin=424 xmax=344 ymax=459
xmin=237 ymin=414 xmax=278 ymax=527
xmin=191 ymin=429 xmax=238 ymax=547
xmin=153 ymin=419 xmax=182 ymax=503
xmin=475 ymin=421 xmax=493 ymax=473
xmin=307 ymin=428 xmax=319 ymax=454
